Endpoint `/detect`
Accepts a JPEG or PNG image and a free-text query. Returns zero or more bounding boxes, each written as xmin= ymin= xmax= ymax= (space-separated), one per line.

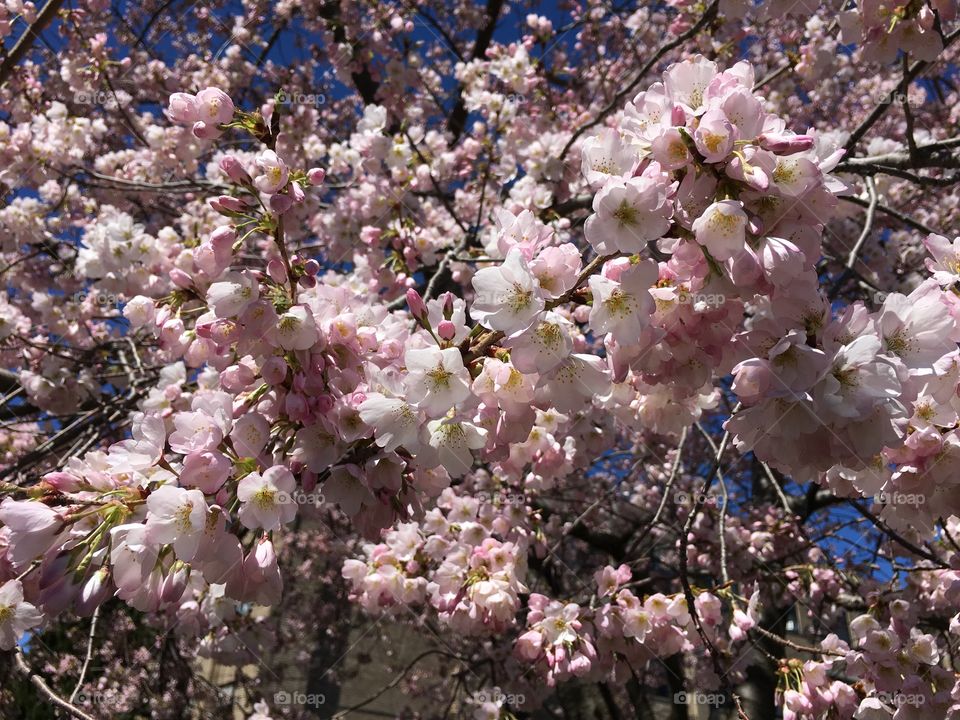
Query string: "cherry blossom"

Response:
xmin=3 ymin=4 xmax=960 ymax=718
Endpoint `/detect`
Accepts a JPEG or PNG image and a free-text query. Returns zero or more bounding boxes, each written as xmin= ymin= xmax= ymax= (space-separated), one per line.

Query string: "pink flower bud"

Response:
xmin=757 ymin=133 xmax=815 ymax=154
xmin=307 ymin=167 xmax=326 ymax=185
xmin=219 ymin=155 xmax=252 ymax=184
xmin=160 ymin=564 xmax=190 ymax=603
xmin=192 ymin=120 xmax=222 ymax=140
xmin=210 ymin=195 xmax=247 ymax=213
xmin=289 ymin=181 xmax=305 ymax=203
xmin=221 ymin=363 xmax=256 ymax=392
xmin=269 ymin=193 xmax=293 ymax=214
xmin=169 ymin=268 xmax=193 ymax=289
xmin=42 ymin=471 xmax=82 ymax=492
xmin=76 ymin=568 xmax=110 ymax=616
xmin=441 ymin=291 xmax=455 ymax=319
xmin=261 ymin=356 xmax=288 ymax=385
xmin=406 ymin=288 xmax=427 ymax=319
xmin=266 ymin=258 xmax=287 ymax=283
xmin=516 ymin=630 xmax=543 ymax=660
xmin=196 ymin=87 xmax=234 ymax=124
xmin=437 ymin=320 xmax=456 ymax=341
xmin=165 ymin=92 xmax=198 ymax=124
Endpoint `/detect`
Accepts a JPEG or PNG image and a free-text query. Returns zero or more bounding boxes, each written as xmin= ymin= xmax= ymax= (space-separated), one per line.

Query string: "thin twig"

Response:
xmin=69 ymin=607 xmax=100 ymax=704
xmin=625 ymin=427 xmax=688 ymax=556
xmin=15 ymin=650 xmax=100 ymax=720
xmin=0 ymin=0 xmax=64 ymax=87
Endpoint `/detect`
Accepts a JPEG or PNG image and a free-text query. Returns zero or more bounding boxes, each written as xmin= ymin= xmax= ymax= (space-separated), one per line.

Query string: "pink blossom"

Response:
xmin=237 ymin=466 xmax=299 ymax=531
xmin=0 ymin=580 xmax=43 ymax=650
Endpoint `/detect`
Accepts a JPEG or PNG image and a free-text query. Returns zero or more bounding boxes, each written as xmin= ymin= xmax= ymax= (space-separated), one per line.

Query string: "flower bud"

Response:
xmin=261 ymin=356 xmax=288 ymax=385
xmin=219 ymin=155 xmax=252 ymax=184
xmin=757 ymin=133 xmax=815 ymax=154
xmin=169 ymin=268 xmax=193 ymax=289
xmin=269 ymin=193 xmax=293 ymax=214
xmin=406 ymin=288 xmax=427 ymax=321
xmin=437 ymin=320 xmax=456 ymax=341
xmin=441 ymin=291 xmax=455 ymax=319
xmin=266 ymin=258 xmax=287 ymax=283
xmin=165 ymin=92 xmax=198 ymax=124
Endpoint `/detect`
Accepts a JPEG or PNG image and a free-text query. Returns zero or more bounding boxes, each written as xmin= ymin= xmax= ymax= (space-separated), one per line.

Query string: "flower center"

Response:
xmin=885 ymin=329 xmax=910 ymax=357
xmin=175 ymin=502 xmax=194 ymax=531
xmin=613 ymin=200 xmax=638 ymax=226
xmin=603 ymin=289 xmax=634 ymax=318
xmin=253 ymin=486 xmax=277 ymax=508
xmin=508 ymin=284 xmax=533 ymax=313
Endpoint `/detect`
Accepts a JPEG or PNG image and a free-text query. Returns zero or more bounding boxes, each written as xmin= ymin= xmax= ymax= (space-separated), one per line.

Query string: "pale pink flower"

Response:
xmin=588 ymin=260 xmax=657 ymax=342
xmin=691 ymin=200 xmax=748 ymax=260
xmin=358 ymin=393 xmax=424 ymax=452
xmin=179 ymin=451 xmax=232 ymax=494
xmin=539 ymin=354 xmax=610 ymax=412
xmin=229 ymin=413 xmax=271 ymax=458
xmin=107 ymin=412 xmax=166 ymax=471
xmin=650 ymin=127 xmax=692 ymax=170
xmin=529 ymin=243 xmax=582 ymax=299
xmin=424 ymin=418 xmax=488 ymax=477
xmin=237 ymin=466 xmax=298 ymax=531
xmin=923 ymin=233 xmax=960 ymax=286
xmin=195 ymin=87 xmax=234 ymax=125
xmin=273 ymin=305 xmax=319 ymax=350
xmin=505 ymin=311 xmax=573 ymax=374
xmin=471 ymin=248 xmax=545 ymax=334
xmin=207 ymin=271 xmax=260 ymax=318
xmin=579 ymin=127 xmax=639 ymax=187
xmin=145 ymin=485 xmax=208 ymax=561
xmin=0 ymin=580 xmax=43 ymax=650
xmin=876 ymin=284 xmax=957 ymax=369
xmin=253 ymin=150 xmax=289 ymax=195
xmin=584 ymin=175 xmax=673 ymax=254
xmin=693 ymin=107 xmax=735 ymax=162
xmin=404 ymin=346 xmax=472 ymax=417
xmin=110 ymin=523 xmax=159 ymax=594
xmin=663 ymin=55 xmax=718 ymax=114
xmin=0 ymin=498 xmax=61 ymax=565
xmin=165 ymin=92 xmax=198 ymax=124
xmin=770 ymin=156 xmax=821 ymax=197
xmin=123 ymin=295 xmax=156 ymax=328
